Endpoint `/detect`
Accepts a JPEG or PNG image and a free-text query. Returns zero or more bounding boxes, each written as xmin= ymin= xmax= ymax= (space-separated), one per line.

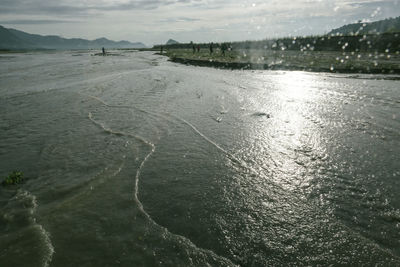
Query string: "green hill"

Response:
xmin=328 ymin=16 xmax=400 ymax=35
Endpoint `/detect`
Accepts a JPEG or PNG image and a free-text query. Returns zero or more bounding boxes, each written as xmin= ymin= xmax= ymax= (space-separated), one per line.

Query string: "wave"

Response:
xmin=0 ymin=190 xmax=54 ymax=267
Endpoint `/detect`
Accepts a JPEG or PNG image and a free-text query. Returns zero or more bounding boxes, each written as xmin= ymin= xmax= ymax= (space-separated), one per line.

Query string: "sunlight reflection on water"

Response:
xmin=253 ymin=71 xmax=326 ymax=191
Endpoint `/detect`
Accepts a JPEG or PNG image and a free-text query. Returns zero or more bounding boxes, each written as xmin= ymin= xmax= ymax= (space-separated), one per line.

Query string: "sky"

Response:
xmin=0 ymin=0 xmax=399 ymax=46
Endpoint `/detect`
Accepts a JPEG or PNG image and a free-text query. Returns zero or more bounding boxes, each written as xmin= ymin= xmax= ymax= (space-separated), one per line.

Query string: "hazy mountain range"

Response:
xmin=328 ymin=16 xmax=400 ymax=35
xmin=0 ymin=25 xmax=146 ymax=50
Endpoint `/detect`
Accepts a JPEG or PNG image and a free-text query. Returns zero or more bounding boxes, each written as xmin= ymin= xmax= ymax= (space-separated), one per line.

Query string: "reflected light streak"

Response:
xmin=266 ymin=71 xmax=325 ymax=191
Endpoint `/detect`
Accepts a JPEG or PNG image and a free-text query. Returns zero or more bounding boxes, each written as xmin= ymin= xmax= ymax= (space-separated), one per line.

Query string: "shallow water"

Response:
xmin=0 ymin=50 xmax=399 ymax=266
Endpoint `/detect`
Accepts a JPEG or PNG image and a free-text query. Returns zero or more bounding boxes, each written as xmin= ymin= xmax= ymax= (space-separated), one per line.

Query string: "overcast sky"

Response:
xmin=0 ymin=0 xmax=399 ymax=46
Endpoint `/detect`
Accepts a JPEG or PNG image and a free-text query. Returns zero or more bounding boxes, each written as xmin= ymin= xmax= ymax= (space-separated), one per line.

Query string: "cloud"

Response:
xmin=0 ymin=0 xmax=203 ymax=15
xmin=158 ymin=17 xmax=201 ymax=23
xmin=0 ymin=19 xmax=80 ymax=25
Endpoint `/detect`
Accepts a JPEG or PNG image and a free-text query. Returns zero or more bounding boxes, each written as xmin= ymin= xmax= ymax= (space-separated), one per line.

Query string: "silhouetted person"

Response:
xmin=221 ymin=43 xmax=226 ymax=56
xmin=160 ymin=45 xmax=163 ymax=54
xmin=102 ymin=47 xmax=105 ymax=56
xmin=197 ymin=45 xmax=200 ymax=52
xmin=210 ymin=43 xmax=213 ymax=54
xmin=190 ymin=41 xmax=194 ymax=54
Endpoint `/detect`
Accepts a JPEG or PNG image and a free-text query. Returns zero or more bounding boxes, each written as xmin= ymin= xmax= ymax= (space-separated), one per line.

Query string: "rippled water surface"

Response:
xmin=0 ymin=50 xmax=399 ymax=266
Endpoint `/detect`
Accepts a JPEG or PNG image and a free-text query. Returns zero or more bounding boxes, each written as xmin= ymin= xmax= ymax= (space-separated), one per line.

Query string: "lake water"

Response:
xmin=0 ymin=50 xmax=399 ymax=266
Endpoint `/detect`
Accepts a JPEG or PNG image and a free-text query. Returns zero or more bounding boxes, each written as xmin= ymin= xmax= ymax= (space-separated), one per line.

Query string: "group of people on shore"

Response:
xmin=189 ymin=42 xmax=230 ymax=56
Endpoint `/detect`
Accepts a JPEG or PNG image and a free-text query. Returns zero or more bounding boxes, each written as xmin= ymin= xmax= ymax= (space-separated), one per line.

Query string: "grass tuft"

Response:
xmin=2 ymin=171 xmax=24 ymax=186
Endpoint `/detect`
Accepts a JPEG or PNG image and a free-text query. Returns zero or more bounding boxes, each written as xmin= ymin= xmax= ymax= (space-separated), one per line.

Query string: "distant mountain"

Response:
xmin=328 ymin=16 xmax=400 ymax=36
xmin=0 ymin=25 xmax=146 ymax=50
xmin=166 ymin=39 xmax=179 ymax=45
xmin=0 ymin=26 xmax=36 ymax=49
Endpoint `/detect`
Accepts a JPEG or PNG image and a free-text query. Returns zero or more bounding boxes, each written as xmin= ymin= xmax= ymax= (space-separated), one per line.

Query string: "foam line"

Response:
xmin=167 ymin=113 xmax=279 ymax=182
xmin=80 ymin=92 xmax=164 ymax=120
xmin=36 ymin=224 xmax=54 ymax=267
xmin=14 ymin=190 xmax=55 ymax=267
xmin=87 ymin=111 xmax=237 ymax=266
xmin=83 ymin=92 xmax=276 ymax=188
xmin=88 ymin=112 xmax=155 ymax=216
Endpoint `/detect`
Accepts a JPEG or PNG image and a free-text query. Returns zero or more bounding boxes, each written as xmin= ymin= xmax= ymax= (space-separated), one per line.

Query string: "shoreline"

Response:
xmin=169 ymin=56 xmax=400 ymax=74
xmin=159 ymin=49 xmax=400 ymax=75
